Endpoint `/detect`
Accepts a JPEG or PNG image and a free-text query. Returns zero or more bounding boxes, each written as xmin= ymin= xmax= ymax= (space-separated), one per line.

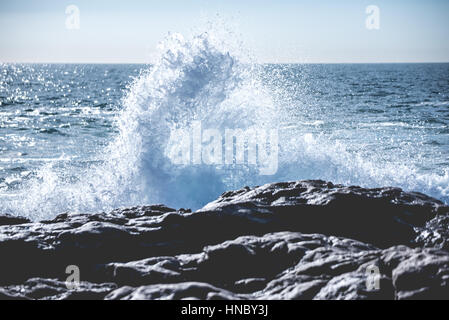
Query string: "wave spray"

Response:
xmin=1 ymin=29 xmax=448 ymax=220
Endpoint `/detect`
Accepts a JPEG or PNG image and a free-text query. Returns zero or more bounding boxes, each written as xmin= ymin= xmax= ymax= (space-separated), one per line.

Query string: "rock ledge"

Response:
xmin=0 ymin=180 xmax=448 ymax=300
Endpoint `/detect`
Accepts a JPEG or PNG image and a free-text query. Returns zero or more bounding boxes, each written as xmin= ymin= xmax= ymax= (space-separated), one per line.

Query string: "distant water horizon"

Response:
xmin=2 ymin=61 xmax=449 ymax=65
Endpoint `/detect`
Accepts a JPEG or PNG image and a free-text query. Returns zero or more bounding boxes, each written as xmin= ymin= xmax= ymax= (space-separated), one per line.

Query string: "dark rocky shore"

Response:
xmin=1 ymin=180 xmax=448 ymax=300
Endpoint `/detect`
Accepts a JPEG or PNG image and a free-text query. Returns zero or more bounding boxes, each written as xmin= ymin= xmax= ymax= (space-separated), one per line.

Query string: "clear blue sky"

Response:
xmin=1 ymin=0 xmax=448 ymax=63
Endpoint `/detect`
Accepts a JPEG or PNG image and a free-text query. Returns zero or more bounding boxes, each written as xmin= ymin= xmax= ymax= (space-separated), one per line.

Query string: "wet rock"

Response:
xmin=0 ymin=180 xmax=448 ymax=300
xmin=200 ymin=180 xmax=448 ymax=248
xmin=105 ymin=282 xmax=240 ymax=300
xmin=0 ymin=278 xmax=116 ymax=300
xmin=0 ymin=214 xmax=30 ymax=226
xmin=392 ymin=249 xmax=449 ymax=299
xmin=415 ymin=214 xmax=449 ymax=251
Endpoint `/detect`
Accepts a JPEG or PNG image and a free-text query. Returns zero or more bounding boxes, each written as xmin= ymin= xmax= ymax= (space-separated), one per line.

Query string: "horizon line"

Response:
xmin=2 ymin=61 xmax=449 ymax=65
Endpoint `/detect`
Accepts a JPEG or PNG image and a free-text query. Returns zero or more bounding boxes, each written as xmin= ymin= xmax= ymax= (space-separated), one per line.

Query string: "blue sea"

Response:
xmin=1 ymin=33 xmax=449 ymax=220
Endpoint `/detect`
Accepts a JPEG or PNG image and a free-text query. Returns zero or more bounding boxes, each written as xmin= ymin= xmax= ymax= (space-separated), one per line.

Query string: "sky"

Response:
xmin=0 ymin=0 xmax=448 ymax=63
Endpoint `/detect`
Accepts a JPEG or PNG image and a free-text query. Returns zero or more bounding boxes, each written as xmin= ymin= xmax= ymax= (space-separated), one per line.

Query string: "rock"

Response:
xmin=105 ymin=282 xmax=240 ymax=300
xmin=0 ymin=289 xmax=29 ymax=300
xmin=0 ymin=278 xmax=116 ymax=300
xmin=200 ymin=180 xmax=448 ymax=248
xmin=313 ymin=270 xmax=395 ymax=300
xmin=391 ymin=249 xmax=449 ymax=299
xmin=0 ymin=214 xmax=30 ymax=226
xmin=234 ymin=278 xmax=267 ymax=293
xmin=415 ymin=214 xmax=449 ymax=251
xmin=0 ymin=180 xmax=448 ymax=300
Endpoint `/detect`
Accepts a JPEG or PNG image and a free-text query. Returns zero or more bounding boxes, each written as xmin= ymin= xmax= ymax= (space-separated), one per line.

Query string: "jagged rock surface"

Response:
xmin=0 ymin=180 xmax=448 ymax=300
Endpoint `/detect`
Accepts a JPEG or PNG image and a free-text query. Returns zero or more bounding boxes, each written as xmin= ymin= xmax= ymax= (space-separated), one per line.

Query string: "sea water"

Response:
xmin=1 ymin=32 xmax=448 ymax=220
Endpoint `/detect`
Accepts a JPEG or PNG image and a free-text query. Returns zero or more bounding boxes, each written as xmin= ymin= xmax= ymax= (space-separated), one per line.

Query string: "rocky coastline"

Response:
xmin=0 ymin=180 xmax=448 ymax=300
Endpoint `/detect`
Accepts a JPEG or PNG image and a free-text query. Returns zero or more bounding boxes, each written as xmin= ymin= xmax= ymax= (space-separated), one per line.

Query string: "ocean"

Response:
xmin=1 ymin=33 xmax=448 ymax=220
